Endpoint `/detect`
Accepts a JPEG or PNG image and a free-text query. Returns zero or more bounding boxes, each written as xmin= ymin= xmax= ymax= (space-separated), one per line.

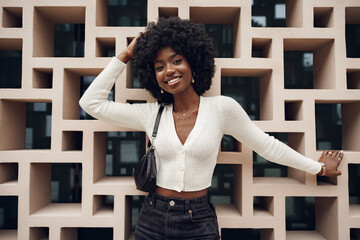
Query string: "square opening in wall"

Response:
xmin=0 ymin=101 xmax=52 ymax=150
xmin=26 ymin=103 xmax=52 ymax=149
xmin=285 ymin=101 xmax=303 ymax=121
xmin=190 ymin=7 xmax=240 ymax=58
xmin=316 ymin=101 xmax=360 ymax=151
xmin=221 ymin=228 xmax=274 ymax=240
xmin=33 ymin=68 xmax=53 ymax=89
xmin=159 ymin=7 xmax=178 ymax=18
xmin=2 ymin=7 xmax=22 ymax=28
xmin=209 ymin=165 xmax=242 ymax=217
xmin=252 ymin=38 xmax=272 ymax=58
xmin=96 ymin=37 xmax=115 ymax=57
xmin=0 ymin=163 xmax=18 ymax=184
xmin=252 ymin=0 xmax=302 ymax=27
xmin=346 ymin=7 xmax=360 ymax=58
xmin=93 ymin=131 xmax=146 ymax=182
xmin=51 ymin=163 xmax=82 ymax=203
xmin=286 ymin=197 xmax=315 ymax=230
xmin=286 ymin=197 xmax=338 ymax=239
xmin=221 ymin=135 xmax=241 ymax=152
xmin=347 ymin=69 xmax=360 ymax=89
xmin=29 ymin=163 xmax=82 ymax=215
xmin=0 ymin=196 xmax=18 ymax=231
xmin=62 ymin=131 xmax=83 ymax=151
xmin=284 ymin=39 xmax=335 ymax=89
xmin=202 ymin=24 xmax=233 ymax=58
xmin=221 ymin=68 xmax=273 ymax=120
xmin=54 ymin=23 xmax=84 ymax=57
xmin=33 ymin=7 xmax=85 ymax=57
xmin=284 ymin=51 xmax=313 ymax=89
xmin=222 ymin=75 xmax=260 ymax=120
xmin=314 ymin=7 xmax=334 ymax=28
xmin=126 ymin=57 xmax=142 ymax=89
xmin=253 ymin=196 xmax=274 ymax=217
xmin=93 ymin=195 xmax=114 ymax=216
xmin=253 ymin=132 xmax=306 ymax=184
xmin=351 ymin=228 xmax=360 ymax=240
xmin=63 ymin=68 xmax=106 ymax=120
xmin=349 ymin=164 xmax=360 ymax=208
xmin=30 ymin=227 xmax=49 ymax=240
xmin=316 ymin=103 xmax=341 ymax=150
xmin=61 ymin=227 xmax=113 ymax=240
xmin=209 ymin=164 xmax=234 ymax=205
xmin=96 ymin=0 xmax=147 ymax=27
xmin=125 ymin=195 xmax=146 ymax=238
xmin=0 ymin=39 xmax=22 ymax=88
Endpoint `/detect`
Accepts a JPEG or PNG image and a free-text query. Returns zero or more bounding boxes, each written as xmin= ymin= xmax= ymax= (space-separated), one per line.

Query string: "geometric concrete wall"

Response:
xmin=0 ymin=0 xmax=359 ymax=239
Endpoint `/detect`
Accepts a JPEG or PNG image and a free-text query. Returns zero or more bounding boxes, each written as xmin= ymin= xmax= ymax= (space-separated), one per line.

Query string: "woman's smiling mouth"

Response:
xmin=166 ymin=76 xmax=182 ymax=86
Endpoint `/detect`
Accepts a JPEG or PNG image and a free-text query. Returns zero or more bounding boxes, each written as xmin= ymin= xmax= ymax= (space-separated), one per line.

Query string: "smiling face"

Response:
xmin=154 ymin=46 xmax=196 ymax=97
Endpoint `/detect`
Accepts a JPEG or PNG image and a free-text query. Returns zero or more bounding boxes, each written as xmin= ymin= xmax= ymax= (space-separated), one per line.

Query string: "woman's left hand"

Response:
xmin=317 ymin=150 xmax=344 ymax=177
xmin=117 ymin=34 xmax=141 ymax=63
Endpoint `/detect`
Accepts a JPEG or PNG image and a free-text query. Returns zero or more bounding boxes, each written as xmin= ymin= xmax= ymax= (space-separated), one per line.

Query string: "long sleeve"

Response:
xmin=79 ymin=57 xmax=157 ymax=131
xmin=219 ymin=96 xmax=321 ymax=175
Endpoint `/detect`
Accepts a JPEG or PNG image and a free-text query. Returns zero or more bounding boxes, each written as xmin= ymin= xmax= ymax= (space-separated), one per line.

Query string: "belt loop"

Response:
xmin=185 ymin=200 xmax=190 ymax=211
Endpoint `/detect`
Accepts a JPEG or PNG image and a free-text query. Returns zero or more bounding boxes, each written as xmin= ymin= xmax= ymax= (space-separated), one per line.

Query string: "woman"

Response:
xmin=80 ymin=17 xmax=343 ymax=239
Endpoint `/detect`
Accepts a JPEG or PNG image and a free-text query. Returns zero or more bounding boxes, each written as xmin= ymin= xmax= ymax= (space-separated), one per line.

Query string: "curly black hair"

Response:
xmin=132 ymin=17 xmax=215 ymax=104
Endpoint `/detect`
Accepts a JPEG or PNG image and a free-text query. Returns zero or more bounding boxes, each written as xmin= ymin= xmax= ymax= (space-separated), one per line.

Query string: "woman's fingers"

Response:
xmin=326 ymin=150 xmax=343 ymax=159
xmin=336 ymin=150 xmax=344 ymax=161
xmin=319 ymin=150 xmax=344 ymax=177
xmin=321 ymin=150 xmax=327 ymax=157
xmin=331 ymin=150 xmax=338 ymax=158
xmin=327 ymin=150 xmax=337 ymax=157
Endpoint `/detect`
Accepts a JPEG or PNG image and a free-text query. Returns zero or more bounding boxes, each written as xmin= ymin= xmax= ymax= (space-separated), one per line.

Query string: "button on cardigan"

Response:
xmin=79 ymin=57 xmax=322 ymax=192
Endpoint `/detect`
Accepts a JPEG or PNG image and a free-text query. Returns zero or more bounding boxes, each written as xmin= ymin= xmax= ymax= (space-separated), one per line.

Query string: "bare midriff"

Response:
xmin=155 ymin=186 xmax=208 ymax=199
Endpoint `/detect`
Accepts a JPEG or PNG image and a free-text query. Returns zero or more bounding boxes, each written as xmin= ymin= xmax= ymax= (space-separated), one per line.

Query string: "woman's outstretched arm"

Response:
xmin=219 ymin=96 xmax=343 ymax=177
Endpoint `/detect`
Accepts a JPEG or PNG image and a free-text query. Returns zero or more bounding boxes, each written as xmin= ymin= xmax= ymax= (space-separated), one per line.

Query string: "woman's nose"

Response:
xmin=166 ymin=66 xmax=175 ymax=75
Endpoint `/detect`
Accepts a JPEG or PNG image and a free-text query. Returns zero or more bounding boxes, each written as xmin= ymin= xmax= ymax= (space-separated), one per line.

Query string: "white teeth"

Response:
xmin=168 ymin=77 xmax=180 ymax=84
xmin=169 ymin=78 xmax=179 ymax=83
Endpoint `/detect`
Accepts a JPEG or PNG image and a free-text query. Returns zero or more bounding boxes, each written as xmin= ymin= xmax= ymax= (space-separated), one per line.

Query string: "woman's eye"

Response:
xmin=155 ymin=66 xmax=164 ymax=71
xmin=174 ymin=59 xmax=182 ymax=64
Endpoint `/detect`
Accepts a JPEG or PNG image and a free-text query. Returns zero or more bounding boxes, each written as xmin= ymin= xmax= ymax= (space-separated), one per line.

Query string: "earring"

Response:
xmin=192 ymin=78 xmax=195 ymax=83
xmin=192 ymin=72 xmax=195 ymax=83
xmin=160 ymin=88 xmax=164 ymax=94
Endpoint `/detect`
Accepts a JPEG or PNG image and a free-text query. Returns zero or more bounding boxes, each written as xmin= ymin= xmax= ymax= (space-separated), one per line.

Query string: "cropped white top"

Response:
xmin=79 ymin=57 xmax=321 ymax=192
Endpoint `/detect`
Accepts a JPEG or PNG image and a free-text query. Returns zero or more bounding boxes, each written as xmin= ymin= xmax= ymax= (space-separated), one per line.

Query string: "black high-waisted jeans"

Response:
xmin=135 ymin=192 xmax=220 ymax=240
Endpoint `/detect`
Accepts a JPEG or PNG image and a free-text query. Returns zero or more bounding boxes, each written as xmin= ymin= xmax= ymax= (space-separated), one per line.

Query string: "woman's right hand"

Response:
xmin=117 ymin=35 xmax=140 ymax=63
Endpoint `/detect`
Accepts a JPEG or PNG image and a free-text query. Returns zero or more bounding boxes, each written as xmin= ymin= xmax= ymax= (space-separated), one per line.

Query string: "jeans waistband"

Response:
xmin=147 ymin=192 xmax=209 ymax=211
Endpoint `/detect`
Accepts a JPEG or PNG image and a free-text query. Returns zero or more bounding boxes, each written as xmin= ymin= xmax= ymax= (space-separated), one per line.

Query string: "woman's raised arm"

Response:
xmin=117 ymin=35 xmax=139 ymax=63
xmin=79 ymin=34 xmax=156 ymax=131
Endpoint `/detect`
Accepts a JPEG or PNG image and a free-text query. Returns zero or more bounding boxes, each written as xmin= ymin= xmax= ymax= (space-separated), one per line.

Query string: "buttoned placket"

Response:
xmin=177 ymin=146 xmax=186 ymax=191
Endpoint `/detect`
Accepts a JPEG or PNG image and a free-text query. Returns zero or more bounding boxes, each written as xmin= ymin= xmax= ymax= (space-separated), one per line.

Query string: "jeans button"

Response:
xmin=169 ymin=200 xmax=175 ymax=206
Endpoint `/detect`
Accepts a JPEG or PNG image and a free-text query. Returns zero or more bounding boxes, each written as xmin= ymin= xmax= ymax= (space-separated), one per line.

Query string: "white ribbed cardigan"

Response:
xmin=79 ymin=57 xmax=321 ymax=192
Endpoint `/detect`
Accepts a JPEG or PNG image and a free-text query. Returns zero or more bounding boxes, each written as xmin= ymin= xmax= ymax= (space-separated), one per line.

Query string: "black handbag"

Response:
xmin=134 ymin=105 xmax=165 ymax=192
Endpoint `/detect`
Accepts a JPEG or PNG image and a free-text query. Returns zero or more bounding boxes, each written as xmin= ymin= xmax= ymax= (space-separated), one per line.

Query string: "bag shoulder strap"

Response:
xmin=152 ymin=104 xmax=165 ymax=138
xmin=148 ymin=104 xmax=165 ymax=148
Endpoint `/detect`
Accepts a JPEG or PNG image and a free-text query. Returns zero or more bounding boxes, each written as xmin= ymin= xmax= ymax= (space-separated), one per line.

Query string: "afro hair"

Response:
xmin=132 ymin=17 xmax=215 ymax=104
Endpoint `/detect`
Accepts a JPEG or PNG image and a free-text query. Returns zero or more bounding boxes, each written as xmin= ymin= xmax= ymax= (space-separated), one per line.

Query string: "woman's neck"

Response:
xmin=173 ymin=91 xmax=200 ymax=113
